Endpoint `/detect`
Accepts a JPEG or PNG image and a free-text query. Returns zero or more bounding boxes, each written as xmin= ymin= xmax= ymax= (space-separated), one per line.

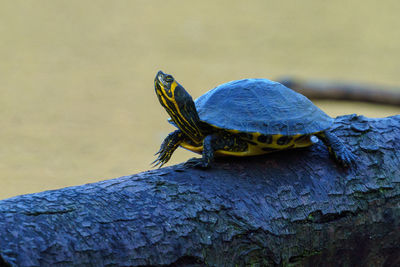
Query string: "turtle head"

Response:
xmin=154 ymin=71 xmax=181 ymax=104
xmin=154 ymin=71 xmax=203 ymax=143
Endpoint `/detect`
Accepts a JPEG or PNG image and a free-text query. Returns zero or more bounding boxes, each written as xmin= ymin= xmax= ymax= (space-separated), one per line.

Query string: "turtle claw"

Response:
xmin=151 ymin=149 xmax=172 ymax=168
xmin=151 ymin=159 xmax=163 ymax=168
xmin=151 ymin=146 xmax=169 ymax=168
xmin=184 ymin=157 xmax=209 ymax=169
xmin=151 ymin=130 xmax=183 ymax=168
xmin=336 ymin=148 xmax=356 ymax=168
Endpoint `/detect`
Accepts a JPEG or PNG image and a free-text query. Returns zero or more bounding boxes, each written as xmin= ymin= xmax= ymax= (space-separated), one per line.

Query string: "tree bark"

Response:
xmin=0 ymin=114 xmax=399 ymax=267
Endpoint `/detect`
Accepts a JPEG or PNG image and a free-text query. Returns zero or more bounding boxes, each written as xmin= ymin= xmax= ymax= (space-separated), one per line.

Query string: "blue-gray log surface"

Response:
xmin=0 ymin=114 xmax=399 ymax=266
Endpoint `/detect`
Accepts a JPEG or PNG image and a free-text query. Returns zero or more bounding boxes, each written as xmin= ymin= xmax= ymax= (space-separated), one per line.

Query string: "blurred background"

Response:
xmin=1 ymin=0 xmax=400 ymax=199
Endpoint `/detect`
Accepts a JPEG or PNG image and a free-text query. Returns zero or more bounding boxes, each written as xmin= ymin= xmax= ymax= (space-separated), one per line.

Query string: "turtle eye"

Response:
xmin=165 ymin=75 xmax=174 ymax=83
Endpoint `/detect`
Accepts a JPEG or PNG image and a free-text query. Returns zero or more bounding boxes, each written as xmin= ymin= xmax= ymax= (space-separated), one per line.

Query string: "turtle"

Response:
xmin=153 ymin=70 xmax=355 ymax=168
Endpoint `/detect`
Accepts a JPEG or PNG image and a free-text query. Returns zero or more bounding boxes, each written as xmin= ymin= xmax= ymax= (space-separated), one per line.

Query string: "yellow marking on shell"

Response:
xmin=180 ymin=133 xmax=314 ymax=157
xmin=227 ymin=130 xmax=313 ymax=149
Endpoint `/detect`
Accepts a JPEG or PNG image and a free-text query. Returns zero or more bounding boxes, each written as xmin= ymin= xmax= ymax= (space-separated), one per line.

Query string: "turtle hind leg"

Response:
xmin=315 ymin=131 xmax=356 ymax=167
xmin=152 ymin=130 xmax=184 ymax=168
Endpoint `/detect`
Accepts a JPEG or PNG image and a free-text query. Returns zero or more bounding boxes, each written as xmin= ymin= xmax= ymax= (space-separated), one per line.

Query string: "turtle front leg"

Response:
xmin=152 ymin=130 xmax=184 ymax=168
xmin=185 ymin=133 xmax=248 ymax=169
xmin=184 ymin=135 xmax=216 ymax=169
xmin=316 ymin=131 xmax=356 ymax=167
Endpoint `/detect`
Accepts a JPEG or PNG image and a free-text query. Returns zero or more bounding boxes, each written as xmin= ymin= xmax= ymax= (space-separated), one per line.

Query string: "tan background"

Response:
xmin=1 ymin=0 xmax=400 ymax=199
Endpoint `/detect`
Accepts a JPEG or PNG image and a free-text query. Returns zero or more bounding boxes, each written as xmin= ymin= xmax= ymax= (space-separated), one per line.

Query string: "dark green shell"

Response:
xmin=194 ymin=78 xmax=333 ymax=135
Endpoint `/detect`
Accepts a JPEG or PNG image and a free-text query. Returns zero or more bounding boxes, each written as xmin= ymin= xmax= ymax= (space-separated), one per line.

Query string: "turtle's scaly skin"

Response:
xmin=153 ymin=71 xmax=355 ymax=168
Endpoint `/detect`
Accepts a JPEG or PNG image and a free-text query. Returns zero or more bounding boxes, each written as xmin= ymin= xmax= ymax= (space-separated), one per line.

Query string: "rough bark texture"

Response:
xmin=0 ymin=114 xmax=399 ymax=267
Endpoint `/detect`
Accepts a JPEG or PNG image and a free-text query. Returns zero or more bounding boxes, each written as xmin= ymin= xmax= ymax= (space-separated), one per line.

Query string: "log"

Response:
xmin=278 ymin=77 xmax=400 ymax=106
xmin=0 ymin=114 xmax=399 ymax=267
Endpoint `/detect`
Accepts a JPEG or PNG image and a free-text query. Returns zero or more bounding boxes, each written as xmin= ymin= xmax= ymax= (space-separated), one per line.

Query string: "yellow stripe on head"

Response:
xmin=154 ymin=71 xmax=204 ymax=143
xmin=165 ymin=81 xmax=177 ymax=100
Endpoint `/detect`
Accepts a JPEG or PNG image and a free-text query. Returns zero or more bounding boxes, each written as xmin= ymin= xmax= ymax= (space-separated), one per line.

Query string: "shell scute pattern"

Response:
xmin=195 ymin=79 xmax=333 ymax=136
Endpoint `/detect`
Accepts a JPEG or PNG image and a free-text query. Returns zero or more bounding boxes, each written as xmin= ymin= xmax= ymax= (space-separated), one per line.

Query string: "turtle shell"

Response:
xmin=194 ymin=78 xmax=333 ymax=136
